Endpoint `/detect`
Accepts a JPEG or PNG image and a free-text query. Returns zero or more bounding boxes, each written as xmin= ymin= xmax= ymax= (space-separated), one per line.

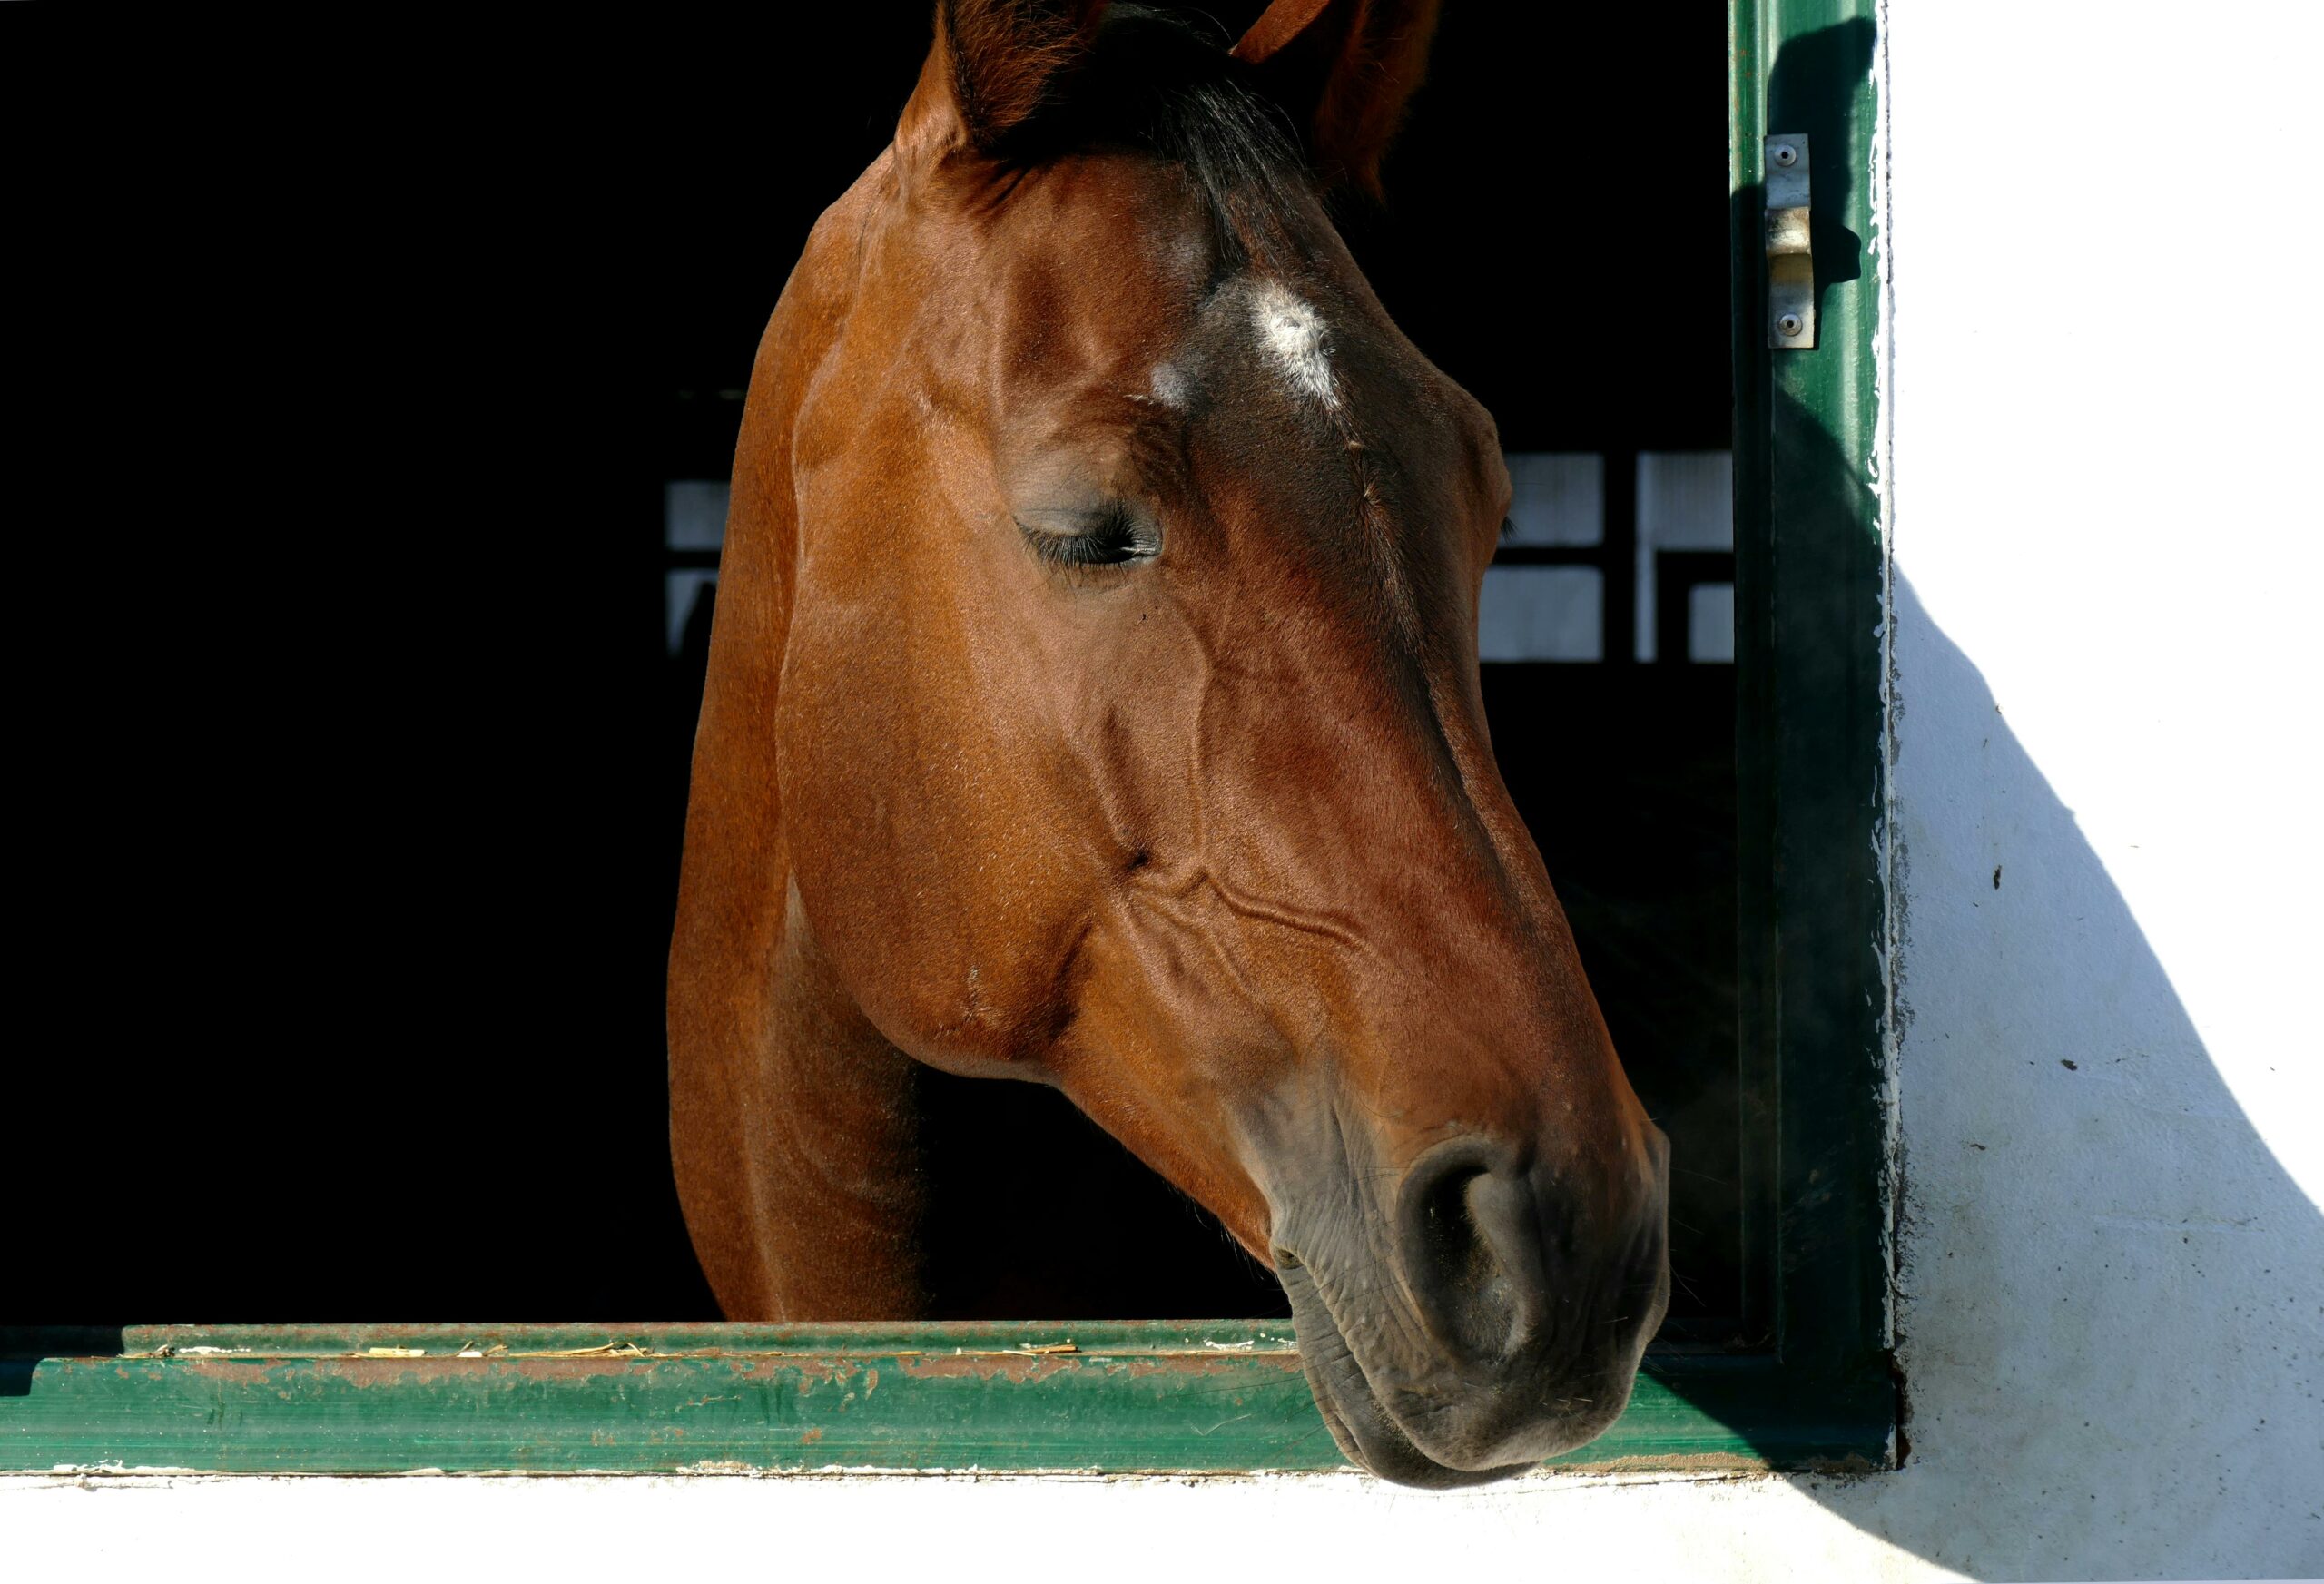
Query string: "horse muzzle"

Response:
xmin=1272 ymin=1129 xmax=1672 ymax=1488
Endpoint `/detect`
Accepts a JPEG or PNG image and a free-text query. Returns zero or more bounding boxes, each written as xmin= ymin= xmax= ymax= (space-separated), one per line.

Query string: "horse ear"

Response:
xmin=1232 ymin=0 xmax=1441 ymax=197
xmin=903 ymin=0 xmax=1110 ymax=157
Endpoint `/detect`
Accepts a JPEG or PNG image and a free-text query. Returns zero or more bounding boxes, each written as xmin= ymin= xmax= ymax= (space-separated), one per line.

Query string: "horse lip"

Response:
xmin=1277 ymin=1256 xmax=1531 ymax=1490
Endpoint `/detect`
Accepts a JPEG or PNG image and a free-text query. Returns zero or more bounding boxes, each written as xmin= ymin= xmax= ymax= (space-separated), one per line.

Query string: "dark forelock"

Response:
xmin=1002 ymin=5 xmax=1313 ymax=268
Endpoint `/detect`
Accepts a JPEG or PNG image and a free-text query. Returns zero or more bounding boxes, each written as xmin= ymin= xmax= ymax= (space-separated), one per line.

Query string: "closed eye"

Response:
xmin=1016 ymin=502 xmax=1161 ymax=569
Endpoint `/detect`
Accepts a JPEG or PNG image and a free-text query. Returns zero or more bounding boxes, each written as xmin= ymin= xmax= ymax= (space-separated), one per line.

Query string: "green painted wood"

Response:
xmin=1719 ymin=0 xmax=1896 ymax=1458
xmin=2 ymin=1324 xmax=1880 ymax=1474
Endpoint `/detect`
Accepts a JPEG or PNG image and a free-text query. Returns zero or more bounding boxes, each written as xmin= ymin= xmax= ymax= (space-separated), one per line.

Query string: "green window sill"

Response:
xmin=3 ymin=1323 xmax=1890 ymax=1477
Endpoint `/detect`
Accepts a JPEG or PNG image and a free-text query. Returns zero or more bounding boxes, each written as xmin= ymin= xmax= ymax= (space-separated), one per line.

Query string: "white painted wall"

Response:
xmin=12 ymin=3 xmax=2322 ymax=1577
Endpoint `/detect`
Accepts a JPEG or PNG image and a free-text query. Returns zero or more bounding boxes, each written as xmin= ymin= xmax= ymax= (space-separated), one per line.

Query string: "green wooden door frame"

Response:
xmin=1725 ymin=0 xmax=1895 ymax=1464
xmin=1 ymin=0 xmax=1892 ymax=1479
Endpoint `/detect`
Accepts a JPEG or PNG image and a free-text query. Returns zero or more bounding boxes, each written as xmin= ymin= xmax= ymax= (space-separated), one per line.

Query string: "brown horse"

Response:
xmin=668 ymin=0 xmax=1669 ymax=1487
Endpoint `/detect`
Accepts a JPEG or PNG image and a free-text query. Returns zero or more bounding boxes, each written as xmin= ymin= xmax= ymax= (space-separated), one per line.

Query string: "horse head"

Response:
xmin=670 ymin=0 xmax=1670 ymax=1487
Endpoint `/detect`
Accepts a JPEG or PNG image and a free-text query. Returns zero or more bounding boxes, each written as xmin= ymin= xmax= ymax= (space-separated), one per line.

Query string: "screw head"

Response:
xmin=1777 ymin=312 xmax=1805 ymax=338
xmin=1771 ymin=143 xmax=1798 ymax=168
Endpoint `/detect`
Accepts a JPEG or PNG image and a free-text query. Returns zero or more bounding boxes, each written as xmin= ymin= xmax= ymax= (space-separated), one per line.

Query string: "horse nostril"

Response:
xmin=1398 ymin=1140 xmax=1551 ymax=1363
xmin=1413 ymin=1162 xmax=1488 ymax=1280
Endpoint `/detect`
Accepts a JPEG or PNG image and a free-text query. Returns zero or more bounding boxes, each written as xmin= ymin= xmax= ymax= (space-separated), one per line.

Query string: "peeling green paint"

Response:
xmin=3 ymin=1323 xmax=1883 ymax=1476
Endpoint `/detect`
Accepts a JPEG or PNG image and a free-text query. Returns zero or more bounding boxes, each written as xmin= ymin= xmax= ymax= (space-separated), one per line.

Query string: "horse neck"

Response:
xmin=668 ymin=158 xmax=935 ymax=1320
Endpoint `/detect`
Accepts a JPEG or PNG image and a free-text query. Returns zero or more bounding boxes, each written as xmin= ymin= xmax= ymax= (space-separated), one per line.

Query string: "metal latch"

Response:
xmin=1766 ymin=134 xmax=1814 ymax=349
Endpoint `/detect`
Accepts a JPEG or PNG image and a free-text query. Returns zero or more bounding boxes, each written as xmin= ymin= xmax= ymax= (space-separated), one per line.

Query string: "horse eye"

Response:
xmin=1499 ymin=516 xmax=1517 ymax=541
xmin=1016 ymin=503 xmax=1159 ymax=570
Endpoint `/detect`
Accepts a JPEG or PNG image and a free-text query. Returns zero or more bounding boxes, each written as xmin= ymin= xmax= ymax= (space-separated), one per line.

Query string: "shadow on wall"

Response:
xmin=1794 ymin=585 xmax=2322 ymax=1575
xmin=1667 ymin=317 xmax=2322 ymax=1570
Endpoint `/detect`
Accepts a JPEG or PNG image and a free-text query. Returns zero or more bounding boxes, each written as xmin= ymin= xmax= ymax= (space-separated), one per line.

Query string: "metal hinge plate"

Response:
xmin=1766 ymin=134 xmax=1814 ymax=349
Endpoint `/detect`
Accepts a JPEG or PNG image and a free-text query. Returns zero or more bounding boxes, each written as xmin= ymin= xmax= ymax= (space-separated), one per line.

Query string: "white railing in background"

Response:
xmin=664 ymin=453 xmax=1734 ymax=664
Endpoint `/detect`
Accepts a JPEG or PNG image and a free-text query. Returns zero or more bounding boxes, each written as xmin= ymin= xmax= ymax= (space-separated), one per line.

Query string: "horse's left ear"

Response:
xmin=1232 ymin=0 xmax=1441 ymax=198
xmin=902 ymin=0 xmax=1110 ymax=160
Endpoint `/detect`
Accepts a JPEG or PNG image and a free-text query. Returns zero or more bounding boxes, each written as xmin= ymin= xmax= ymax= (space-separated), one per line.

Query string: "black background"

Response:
xmin=8 ymin=4 xmax=1729 ymax=1324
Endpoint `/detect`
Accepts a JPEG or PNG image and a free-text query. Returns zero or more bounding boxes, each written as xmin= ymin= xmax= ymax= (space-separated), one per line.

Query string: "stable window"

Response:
xmin=4 ymin=0 xmax=1890 ymax=1476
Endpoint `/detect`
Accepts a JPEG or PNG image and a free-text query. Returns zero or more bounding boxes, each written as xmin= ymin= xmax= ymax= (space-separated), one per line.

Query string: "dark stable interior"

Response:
xmin=18 ymin=5 xmax=1735 ymax=1337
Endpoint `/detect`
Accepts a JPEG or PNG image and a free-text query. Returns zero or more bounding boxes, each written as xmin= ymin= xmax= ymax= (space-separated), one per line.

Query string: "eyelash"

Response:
xmin=1019 ymin=507 xmax=1158 ymax=569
